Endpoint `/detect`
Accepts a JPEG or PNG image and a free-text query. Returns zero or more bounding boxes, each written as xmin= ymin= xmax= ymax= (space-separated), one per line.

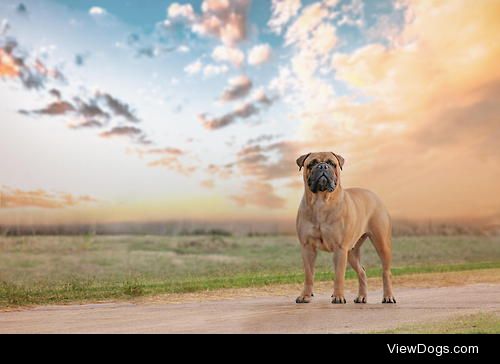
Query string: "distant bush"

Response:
xmin=0 ymin=219 xmax=497 ymax=237
xmin=392 ymin=219 xmax=499 ymax=236
xmin=180 ymin=228 xmax=232 ymax=237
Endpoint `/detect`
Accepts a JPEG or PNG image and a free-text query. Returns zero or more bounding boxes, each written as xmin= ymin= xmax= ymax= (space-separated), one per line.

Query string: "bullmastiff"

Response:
xmin=295 ymin=152 xmax=396 ymax=304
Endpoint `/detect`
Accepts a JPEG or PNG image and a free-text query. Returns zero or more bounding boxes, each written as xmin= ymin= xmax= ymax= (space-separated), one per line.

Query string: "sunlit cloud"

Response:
xmin=0 ymin=36 xmax=65 ymax=89
xmin=168 ymin=3 xmax=196 ymax=21
xmin=231 ymin=181 xmax=286 ymax=209
xmin=211 ymin=45 xmax=244 ymax=67
xmin=167 ymin=0 xmax=250 ymax=46
xmin=0 ymin=47 xmax=21 ymax=77
xmin=99 ymin=126 xmax=145 ymax=144
xmin=286 ymin=0 xmax=500 ymax=219
xmin=0 ymin=186 xmax=97 ymax=209
xmin=268 ymin=0 xmax=302 ymax=35
xmin=32 ymin=100 xmax=75 ymax=115
xmin=201 ymin=179 xmax=215 ymax=189
xmin=233 ymin=141 xmax=301 ymax=180
xmin=219 ymin=75 xmax=252 ymax=102
xmin=247 ymin=43 xmax=272 ymax=66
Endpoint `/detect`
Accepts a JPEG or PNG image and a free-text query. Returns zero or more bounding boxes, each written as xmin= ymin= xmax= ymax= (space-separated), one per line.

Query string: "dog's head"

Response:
xmin=296 ymin=152 xmax=344 ymax=194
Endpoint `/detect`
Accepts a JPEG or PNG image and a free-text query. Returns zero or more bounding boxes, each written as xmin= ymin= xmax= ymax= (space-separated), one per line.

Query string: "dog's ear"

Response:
xmin=331 ymin=153 xmax=345 ymax=170
xmin=296 ymin=153 xmax=311 ymax=171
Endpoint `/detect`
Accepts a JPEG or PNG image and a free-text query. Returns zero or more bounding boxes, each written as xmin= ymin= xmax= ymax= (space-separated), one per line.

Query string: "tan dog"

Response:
xmin=295 ymin=152 xmax=396 ymax=304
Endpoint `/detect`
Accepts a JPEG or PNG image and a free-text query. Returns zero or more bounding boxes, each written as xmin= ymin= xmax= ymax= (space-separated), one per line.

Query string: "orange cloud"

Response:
xmin=148 ymin=158 xmax=196 ymax=175
xmin=0 ymin=48 xmax=20 ymax=77
xmin=99 ymin=126 xmax=150 ymax=145
xmin=231 ymin=181 xmax=286 ymax=209
xmin=0 ymin=187 xmax=97 ymax=209
xmin=201 ymin=179 xmax=215 ymax=189
xmin=134 ymin=146 xmax=196 ymax=176
xmin=291 ymin=0 xmax=500 ymax=219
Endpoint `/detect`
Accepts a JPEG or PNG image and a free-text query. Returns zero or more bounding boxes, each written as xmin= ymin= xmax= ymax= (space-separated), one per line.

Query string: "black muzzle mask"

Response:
xmin=307 ymin=162 xmax=336 ymax=193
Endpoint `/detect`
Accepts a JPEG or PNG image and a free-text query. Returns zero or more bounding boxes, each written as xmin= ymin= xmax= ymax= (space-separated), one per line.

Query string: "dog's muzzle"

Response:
xmin=308 ymin=163 xmax=336 ymax=193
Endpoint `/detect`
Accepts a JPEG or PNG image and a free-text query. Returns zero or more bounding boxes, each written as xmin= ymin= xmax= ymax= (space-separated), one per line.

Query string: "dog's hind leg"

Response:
xmin=369 ymin=217 xmax=396 ymax=303
xmin=348 ymin=235 xmax=368 ymax=303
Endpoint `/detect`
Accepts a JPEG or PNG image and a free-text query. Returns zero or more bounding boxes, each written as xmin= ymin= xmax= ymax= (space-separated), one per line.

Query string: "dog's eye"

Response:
xmin=326 ymin=160 xmax=336 ymax=167
xmin=307 ymin=160 xmax=318 ymax=169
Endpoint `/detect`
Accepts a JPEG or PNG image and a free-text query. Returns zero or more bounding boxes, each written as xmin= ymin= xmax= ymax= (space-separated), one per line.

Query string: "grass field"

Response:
xmin=0 ymin=234 xmax=499 ymax=307
xmin=375 ymin=312 xmax=500 ymax=334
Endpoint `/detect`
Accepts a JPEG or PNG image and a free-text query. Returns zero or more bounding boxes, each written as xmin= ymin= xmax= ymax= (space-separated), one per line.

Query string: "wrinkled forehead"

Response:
xmin=305 ymin=152 xmax=336 ymax=164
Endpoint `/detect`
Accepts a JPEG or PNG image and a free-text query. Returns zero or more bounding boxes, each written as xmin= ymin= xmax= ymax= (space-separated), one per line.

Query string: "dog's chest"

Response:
xmin=302 ymin=201 xmax=343 ymax=252
xmin=309 ymin=223 xmax=342 ymax=251
xmin=308 ymin=208 xmax=343 ymax=251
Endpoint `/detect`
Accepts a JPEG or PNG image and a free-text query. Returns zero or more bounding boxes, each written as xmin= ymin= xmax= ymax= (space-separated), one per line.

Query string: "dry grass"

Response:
xmin=132 ymin=268 xmax=500 ymax=306
xmin=0 ymin=234 xmax=498 ymax=307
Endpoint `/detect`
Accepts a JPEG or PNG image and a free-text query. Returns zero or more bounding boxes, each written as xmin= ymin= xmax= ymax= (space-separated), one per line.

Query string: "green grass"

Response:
xmin=375 ymin=312 xmax=500 ymax=334
xmin=0 ymin=234 xmax=499 ymax=307
xmin=1 ymin=261 xmax=499 ymax=307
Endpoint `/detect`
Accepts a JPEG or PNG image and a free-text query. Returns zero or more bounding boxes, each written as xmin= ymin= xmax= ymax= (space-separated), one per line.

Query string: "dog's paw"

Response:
xmin=382 ymin=296 xmax=397 ymax=304
xmin=331 ymin=295 xmax=346 ymax=304
xmin=296 ymin=295 xmax=313 ymax=304
xmin=354 ymin=296 xmax=367 ymax=304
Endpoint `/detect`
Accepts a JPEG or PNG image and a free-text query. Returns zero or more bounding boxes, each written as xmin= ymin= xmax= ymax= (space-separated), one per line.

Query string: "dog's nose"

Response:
xmin=317 ymin=163 xmax=328 ymax=170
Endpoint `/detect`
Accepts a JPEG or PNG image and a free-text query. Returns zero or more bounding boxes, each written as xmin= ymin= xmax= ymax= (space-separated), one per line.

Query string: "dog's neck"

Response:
xmin=304 ymin=183 xmax=344 ymax=209
xmin=303 ymin=185 xmax=344 ymax=224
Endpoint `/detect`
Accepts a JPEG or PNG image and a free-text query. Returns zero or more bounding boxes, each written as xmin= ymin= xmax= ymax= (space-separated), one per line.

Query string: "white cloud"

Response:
xmin=248 ymin=44 xmax=272 ymax=66
xmin=184 ymin=60 xmax=203 ymax=75
xmin=203 ymin=64 xmax=229 ymax=78
xmin=251 ymin=87 xmax=274 ymax=105
xmin=89 ymin=7 xmax=107 ymax=16
xmin=285 ymin=2 xmax=329 ymax=47
xmin=167 ymin=3 xmax=196 ymax=21
xmin=212 ymin=45 xmax=244 ymax=67
xmin=337 ymin=0 xmax=364 ymax=28
xmin=0 ymin=19 xmax=10 ymax=36
xmin=309 ymin=23 xmax=337 ymax=61
xmin=268 ymin=0 xmax=302 ymax=34
xmin=177 ymin=45 xmax=190 ymax=53
xmin=269 ymin=0 xmax=339 ymax=113
xmin=166 ymin=0 xmax=250 ymax=46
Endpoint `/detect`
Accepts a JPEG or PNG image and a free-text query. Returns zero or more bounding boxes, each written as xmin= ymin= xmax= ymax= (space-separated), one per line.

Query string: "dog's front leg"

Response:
xmin=296 ymin=244 xmax=317 ymax=303
xmin=332 ymin=247 xmax=348 ymax=304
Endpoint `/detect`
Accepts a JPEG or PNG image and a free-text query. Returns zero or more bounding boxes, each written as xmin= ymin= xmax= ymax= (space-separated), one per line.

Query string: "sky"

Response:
xmin=0 ymin=0 xmax=499 ymax=225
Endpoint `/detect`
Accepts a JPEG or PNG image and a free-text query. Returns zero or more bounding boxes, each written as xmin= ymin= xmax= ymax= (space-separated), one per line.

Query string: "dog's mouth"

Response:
xmin=308 ymin=172 xmax=335 ymax=193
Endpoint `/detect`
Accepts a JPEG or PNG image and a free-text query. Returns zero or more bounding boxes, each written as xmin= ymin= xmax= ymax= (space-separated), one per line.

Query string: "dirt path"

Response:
xmin=1 ymin=282 xmax=499 ymax=333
